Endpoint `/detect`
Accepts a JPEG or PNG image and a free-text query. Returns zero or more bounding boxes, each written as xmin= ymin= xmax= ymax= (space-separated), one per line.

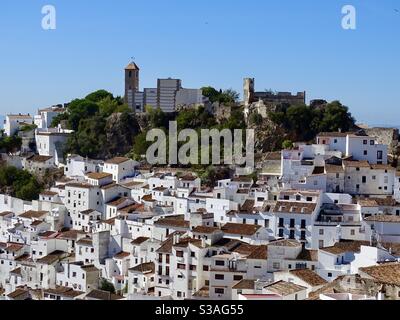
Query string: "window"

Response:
xmin=273 ymin=262 xmax=280 ymax=269
xmin=370 ymin=140 xmax=374 ymax=145
xmin=189 ymin=265 xmax=196 ymax=271
xmin=290 ymin=219 xmax=295 ymax=228
xmin=191 ymin=252 xmax=196 ymax=258
xmin=166 ymin=267 xmax=170 ymax=276
xmin=328 ymin=273 xmax=333 ymax=278
xmin=215 ymin=274 xmax=224 ymax=280
xmin=306 ymin=197 xmax=312 ymax=202
xmin=301 ymin=231 xmax=306 ymax=241
xmin=203 ymin=266 xmax=209 ymax=271
xmin=319 ymin=229 xmax=324 ymax=235
xmin=279 ymin=229 xmax=284 ymax=237
xmin=362 ymin=176 xmax=367 ymax=183
xmin=279 ymin=218 xmax=284 ymax=228
xmin=363 ymin=140 xmax=368 ymax=145
xmin=215 ymin=260 xmax=225 ymax=266
xmin=301 ymin=220 xmax=306 ymax=229
xmin=319 ymin=240 xmax=324 ymax=249
xmin=215 ymin=288 xmax=224 ymax=295
xmin=363 ymin=150 xmax=368 ymax=156
xmin=177 ymin=264 xmax=185 ymax=270
xmin=233 ymin=275 xmax=243 ymax=281
xmin=351 ymin=229 xmax=355 ymax=236
xmin=176 ymin=251 xmax=184 ymax=258
xmin=289 ymin=230 xmax=295 ymax=239
xmin=377 ymin=151 xmax=383 ymax=160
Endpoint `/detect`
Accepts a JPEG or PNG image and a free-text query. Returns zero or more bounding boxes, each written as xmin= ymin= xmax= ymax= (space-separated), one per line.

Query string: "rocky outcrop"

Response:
xmin=104 ymin=112 xmax=140 ymax=158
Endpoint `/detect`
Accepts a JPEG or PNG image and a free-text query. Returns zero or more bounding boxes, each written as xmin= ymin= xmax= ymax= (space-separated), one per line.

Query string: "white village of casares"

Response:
xmin=1 ymin=62 xmax=400 ymax=301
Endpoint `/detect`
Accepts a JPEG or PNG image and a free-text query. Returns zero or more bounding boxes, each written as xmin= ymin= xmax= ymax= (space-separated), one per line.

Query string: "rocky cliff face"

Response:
xmin=104 ymin=112 xmax=140 ymax=158
xmin=248 ymin=118 xmax=289 ymax=153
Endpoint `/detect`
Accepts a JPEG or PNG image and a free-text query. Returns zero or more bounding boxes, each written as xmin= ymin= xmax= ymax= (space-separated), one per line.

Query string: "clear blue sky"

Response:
xmin=0 ymin=0 xmax=399 ymax=125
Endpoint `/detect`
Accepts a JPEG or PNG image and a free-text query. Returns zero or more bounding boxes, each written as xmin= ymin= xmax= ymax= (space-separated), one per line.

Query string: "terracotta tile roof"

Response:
xmin=274 ymin=201 xmax=317 ymax=215
xmin=142 ymin=194 xmax=155 ymax=202
xmin=321 ymin=240 xmax=369 ymax=255
xmin=57 ymin=230 xmax=87 ymax=240
xmin=295 ymin=249 xmax=318 ymax=262
xmin=44 ymin=286 xmax=84 ymax=298
xmin=174 ymin=237 xmax=203 ymax=248
xmin=85 ymin=289 xmax=124 ymax=300
xmin=290 ymin=269 xmax=327 ymax=286
xmin=76 ymin=238 xmax=93 ymax=246
xmin=247 ymin=245 xmax=268 ymax=260
xmin=87 ymin=172 xmax=112 ymax=180
xmin=37 ymin=251 xmax=68 ymax=265
xmin=221 ymin=223 xmax=261 ymax=236
xmin=325 ymin=164 xmax=344 ymax=174
xmin=359 ymin=263 xmax=400 ymax=286
xmin=364 ymin=215 xmax=400 ymax=223
xmin=131 ymin=237 xmax=150 ymax=245
xmin=192 ymin=226 xmax=220 ymax=234
xmin=370 ymin=164 xmax=395 ymax=171
xmin=129 ymin=262 xmax=155 ymax=274
xmin=179 ymin=174 xmax=198 ymax=181
xmin=125 ymin=62 xmax=140 ymax=70
xmin=156 ymin=232 xmax=185 ymax=253
xmin=343 ymin=160 xmax=371 ymax=168
xmin=66 ymin=182 xmax=94 ymax=189
xmin=240 ymin=200 xmax=255 ymax=213
xmin=264 ymin=280 xmax=307 ymax=296
xmin=106 ymin=197 xmax=131 ymax=207
xmin=7 ymin=288 xmax=29 ymax=299
xmin=19 ymin=210 xmax=48 ymax=219
xmin=80 ymin=264 xmax=99 ymax=272
xmin=152 ymin=186 xmax=168 ymax=192
xmin=105 ymin=157 xmax=130 ymax=165
xmin=358 ymin=199 xmax=379 ymax=207
xmin=154 ymin=215 xmax=190 ymax=229
xmin=26 ymin=155 xmax=53 ymax=163
xmin=232 ymin=279 xmax=255 ymax=290
xmin=101 ymin=182 xmax=118 ymax=190
xmin=268 ymin=239 xmax=302 ymax=247
xmin=40 ymin=191 xmax=58 ymax=196
xmin=0 ymin=211 xmax=13 ymax=217
xmin=114 ymin=252 xmax=130 ymax=259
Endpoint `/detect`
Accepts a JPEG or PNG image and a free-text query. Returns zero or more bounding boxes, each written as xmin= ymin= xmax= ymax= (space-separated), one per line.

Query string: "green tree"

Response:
xmin=0 ymin=136 xmax=22 ymax=154
xmin=282 ymin=140 xmax=294 ymax=149
xmin=85 ymin=90 xmax=114 ymax=103
xmin=67 ymin=99 xmax=99 ymax=131
xmin=249 ymin=113 xmax=263 ymax=126
xmin=201 ymin=86 xmax=220 ymax=103
xmin=100 ymin=279 xmax=116 ymax=294
xmin=218 ymin=89 xmax=240 ymax=104
xmin=50 ymin=113 xmax=69 ymax=128
xmin=146 ymin=106 xmax=168 ymax=129
xmin=0 ymin=166 xmax=42 ymax=201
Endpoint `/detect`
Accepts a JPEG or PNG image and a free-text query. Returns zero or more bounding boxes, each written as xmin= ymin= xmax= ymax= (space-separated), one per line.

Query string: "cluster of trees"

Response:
xmin=130 ymin=105 xmax=246 ymax=161
xmin=269 ymin=101 xmax=355 ymax=142
xmin=0 ymin=136 xmax=22 ymax=154
xmin=51 ymin=90 xmax=137 ymax=159
xmin=0 ymin=166 xmax=42 ymax=201
xmin=201 ymin=87 xmax=240 ymax=105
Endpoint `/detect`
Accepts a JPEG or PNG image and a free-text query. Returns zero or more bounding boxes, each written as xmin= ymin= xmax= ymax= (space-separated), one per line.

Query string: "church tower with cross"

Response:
xmin=124 ymin=59 xmax=140 ymax=110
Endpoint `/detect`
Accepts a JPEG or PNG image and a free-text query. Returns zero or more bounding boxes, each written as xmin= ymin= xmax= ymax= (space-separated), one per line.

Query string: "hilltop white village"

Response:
xmin=1 ymin=62 xmax=400 ymax=301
